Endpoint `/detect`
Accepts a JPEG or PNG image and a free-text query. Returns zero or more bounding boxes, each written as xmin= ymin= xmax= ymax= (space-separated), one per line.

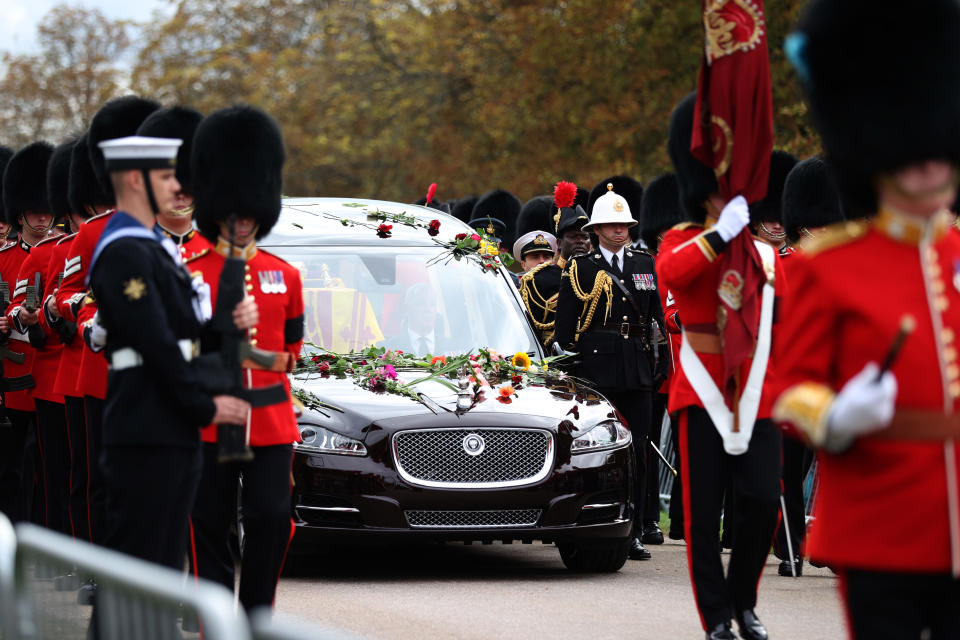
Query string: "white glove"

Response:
xmin=713 ymin=195 xmax=751 ymax=242
xmin=86 ymin=311 xmax=108 ymax=353
xmin=191 ymin=274 xmax=213 ymax=323
xmin=825 ymin=362 xmax=898 ymax=451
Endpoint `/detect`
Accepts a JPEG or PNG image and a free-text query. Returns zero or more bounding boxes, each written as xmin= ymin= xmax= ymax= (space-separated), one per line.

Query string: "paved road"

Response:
xmin=275 ymin=539 xmax=847 ymax=639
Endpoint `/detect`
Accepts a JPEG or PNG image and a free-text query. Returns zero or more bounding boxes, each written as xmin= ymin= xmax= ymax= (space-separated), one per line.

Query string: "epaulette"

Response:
xmin=629 ymin=246 xmax=652 ymax=256
xmin=56 ymin=232 xmax=78 ymax=245
xmin=36 ymin=235 xmax=60 ymax=247
xmin=0 ymin=242 xmax=16 ymax=254
xmin=798 ymin=220 xmax=869 ymax=257
xmin=670 ymin=222 xmax=703 ymax=232
xmin=184 ymin=248 xmax=210 ymax=264
xmin=85 ymin=209 xmax=114 ymax=224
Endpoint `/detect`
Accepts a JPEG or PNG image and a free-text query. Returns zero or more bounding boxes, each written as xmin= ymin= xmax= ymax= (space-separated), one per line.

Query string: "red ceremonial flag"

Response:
xmin=690 ymin=0 xmax=774 ymax=413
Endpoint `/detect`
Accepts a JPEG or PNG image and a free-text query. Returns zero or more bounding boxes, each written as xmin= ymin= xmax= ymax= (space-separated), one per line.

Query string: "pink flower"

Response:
xmin=470 ymin=233 xmax=481 ymax=241
xmin=382 ymin=364 xmax=398 ymax=380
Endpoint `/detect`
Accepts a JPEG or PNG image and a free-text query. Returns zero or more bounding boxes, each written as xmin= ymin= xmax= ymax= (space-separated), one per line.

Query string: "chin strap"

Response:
xmin=141 ymin=169 xmax=160 ymax=215
xmin=19 ymin=215 xmax=54 ymax=235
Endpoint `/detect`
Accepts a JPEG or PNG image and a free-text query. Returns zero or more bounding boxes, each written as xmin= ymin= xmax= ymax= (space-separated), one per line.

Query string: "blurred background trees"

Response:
xmin=0 ymin=0 xmax=818 ymax=202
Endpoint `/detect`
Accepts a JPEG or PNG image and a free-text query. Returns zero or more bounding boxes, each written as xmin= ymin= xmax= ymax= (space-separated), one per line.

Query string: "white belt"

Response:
xmin=110 ymin=339 xmax=199 ymax=371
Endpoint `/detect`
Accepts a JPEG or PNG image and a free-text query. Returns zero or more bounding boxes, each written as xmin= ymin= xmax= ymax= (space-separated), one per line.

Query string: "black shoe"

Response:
xmin=735 ymin=609 xmax=768 ymax=640
xmin=705 ymin=621 xmax=738 ymax=639
xmin=641 ymin=522 xmax=664 ymax=545
xmin=668 ymin=527 xmax=684 ymax=541
xmin=778 ymin=555 xmax=803 ymax=577
xmin=77 ymin=580 xmax=96 ymax=606
xmin=628 ymin=537 xmax=652 ymax=560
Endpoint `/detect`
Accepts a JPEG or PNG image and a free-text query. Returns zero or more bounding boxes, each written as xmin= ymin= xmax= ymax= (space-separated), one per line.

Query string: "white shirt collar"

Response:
xmin=408 ymin=329 xmax=435 ymax=354
xmin=598 ymin=244 xmax=625 ymax=268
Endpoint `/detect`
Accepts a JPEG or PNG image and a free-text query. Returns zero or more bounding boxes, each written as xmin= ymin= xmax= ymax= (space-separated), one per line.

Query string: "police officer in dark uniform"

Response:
xmin=87 ymin=134 xmax=253 ymax=574
xmin=554 ymin=183 xmax=667 ymax=560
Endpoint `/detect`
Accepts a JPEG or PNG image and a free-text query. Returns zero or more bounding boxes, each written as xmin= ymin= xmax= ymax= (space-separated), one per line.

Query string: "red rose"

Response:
xmin=377 ymin=224 xmax=393 ymax=238
xmin=318 ymin=362 xmax=330 ymax=375
xmin=455 ymin=232 xmax=466 ymax=241
xmin=311 ymin=355 xmax=321 ymax=363
xmin=511 ymin=374 xmax=522 ymax=384
xmin=428 ymin=219 xmax=441 ymax=237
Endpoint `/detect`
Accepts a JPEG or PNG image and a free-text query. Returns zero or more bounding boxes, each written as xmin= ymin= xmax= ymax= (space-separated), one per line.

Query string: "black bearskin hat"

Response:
xmin=516 ymin=195 xmax=553 ymax=237
xmin=749 ymin=150 xmax=798 ymax=225
xmin=588 ymin=175 xmax=643 ymax=240
xmin=575 ymin=186 xmax=590 ymax=211
xmin=192 ymin=105 xmax=286 ymax=242
xmin=136 ymin=106 xmax=203 ymax=196
xmin=472 ymin=189 xmax=521 ymax=247
xmin=87 ymin=96 xmax=161 ymax=197
xmin=638 ymin=173 xmax=684 ymax=253
xmin=69 ymin=133 xmax=112 ymax=217
xmin=782 ymin=156 xmax=845 ymax=244
xmin=0 ymin=146 xmax=14 ymax=227
xmin=789 ymin=0 xmax=960 ymax=216
xmin=450 ymin=195 xmax=478 ymax=223
xmin=4 ymin=142 xmax=54 ymax=231
xmin=668 ymin=92 xmax=718 ymax=223
xmin=47 ymin=138 xmax=76 ymax=221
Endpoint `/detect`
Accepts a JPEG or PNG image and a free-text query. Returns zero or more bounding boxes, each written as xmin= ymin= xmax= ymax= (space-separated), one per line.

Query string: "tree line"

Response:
xmin=0 ymin=0 xmax=818 ymax=204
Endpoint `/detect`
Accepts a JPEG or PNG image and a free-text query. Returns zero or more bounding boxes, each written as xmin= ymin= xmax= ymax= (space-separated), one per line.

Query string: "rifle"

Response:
xmin=23 ymin=273 xmax=46 ymax=349
xmin=0 ymin=279 xmax=25 ymax=365
xmin=204 ymin=215 xmax=289 ymax=463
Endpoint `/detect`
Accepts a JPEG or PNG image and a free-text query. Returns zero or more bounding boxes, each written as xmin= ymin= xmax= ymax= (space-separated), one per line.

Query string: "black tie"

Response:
xmin=418 ymin=336 xmax=429 ymax=356
xmin=611 ymin=254 xmax=621 ymax=274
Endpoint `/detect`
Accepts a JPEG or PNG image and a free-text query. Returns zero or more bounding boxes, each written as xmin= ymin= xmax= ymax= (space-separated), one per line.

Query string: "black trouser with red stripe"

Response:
xmin=644 ymin=392 xmax=669 ymax=525
xmin=64 ymin=396 xmax=90 ymax=541
xmin=0 ymin=408 xmax=34 ymax=523
xmin=841 ymin=569 xmax=960 ymax=639
xmin=84 ymin=396 xmax=106 ymax=544
xmin=679 ymin=407 xmax=781 ymax=630
xmin=35 ymin=399 xmax=70 ymax=535
xmin=190 ymin=442 xmax=294 ymax=611
xmin=774 ymin=435 xmax=813 ymax=561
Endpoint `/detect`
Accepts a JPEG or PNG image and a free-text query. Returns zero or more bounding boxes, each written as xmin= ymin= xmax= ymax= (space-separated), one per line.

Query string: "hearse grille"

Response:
xmin=405 ymin=509 xmax=542 ymax=529
xmin=392 ymin=428 xmax=553 ymax=488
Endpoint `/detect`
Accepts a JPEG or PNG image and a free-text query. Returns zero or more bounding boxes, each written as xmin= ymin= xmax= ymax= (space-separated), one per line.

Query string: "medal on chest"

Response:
xmin=258 ymin=270 xmax=287 ymax=294
xmin=632 ymin=273 xmax=655 ymax=291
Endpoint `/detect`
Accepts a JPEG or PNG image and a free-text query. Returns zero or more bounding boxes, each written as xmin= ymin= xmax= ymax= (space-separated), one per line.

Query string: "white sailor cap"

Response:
xmin=512 ymin=229 xmax=558 ymax=260
xmin=98 ymin=136 xmax=182 ymax=172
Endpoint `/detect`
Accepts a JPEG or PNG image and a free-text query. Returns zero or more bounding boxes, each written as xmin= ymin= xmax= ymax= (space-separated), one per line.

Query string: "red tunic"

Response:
xmin=656 ymin=223 xmax=786 ymax=418
xmin=9 ymin=236 xmax=64 ymax=404
xmin=187 ymin=242 xmax=304 ymax=446
xmin=657 ymin=284 xmax=682 ymax=396
xmin=156 ymin=225 xmax=212 ymax=262
xmin=56 ymin=212 xmax=113 ymax=399
xmin=0 ymin=238 xmax=36 ymax=411
xmin=50 ymin=233 xmax=83 ymax=398
xmin=773 ymin=210 xmax=960 ymax=575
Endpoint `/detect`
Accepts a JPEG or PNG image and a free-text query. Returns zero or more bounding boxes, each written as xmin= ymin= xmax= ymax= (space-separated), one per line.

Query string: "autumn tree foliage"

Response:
xmin=2 ymin=0 xmax=819 ymax=203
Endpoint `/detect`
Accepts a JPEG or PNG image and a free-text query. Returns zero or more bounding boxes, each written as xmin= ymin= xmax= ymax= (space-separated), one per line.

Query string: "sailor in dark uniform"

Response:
xmin=86 ymin=135 xmax=253 ymax=573
xmin=554 ymin=183 xmax=667 ymax=561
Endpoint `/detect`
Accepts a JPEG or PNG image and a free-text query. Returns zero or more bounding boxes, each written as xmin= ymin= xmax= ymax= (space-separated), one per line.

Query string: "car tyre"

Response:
xmin=558 ymin=537 xmax=630 ymax=572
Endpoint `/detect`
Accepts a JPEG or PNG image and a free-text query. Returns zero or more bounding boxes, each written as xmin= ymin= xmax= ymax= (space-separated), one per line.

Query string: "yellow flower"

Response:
xmin=488 ymin=246 xmax=499 ymax=256
xmin=511 ymin=351 xmax=531 ymax=370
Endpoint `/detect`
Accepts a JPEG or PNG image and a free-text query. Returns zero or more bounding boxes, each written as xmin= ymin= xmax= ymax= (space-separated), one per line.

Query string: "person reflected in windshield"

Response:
xmin=389 ymin=283 xmax=451 ymax=357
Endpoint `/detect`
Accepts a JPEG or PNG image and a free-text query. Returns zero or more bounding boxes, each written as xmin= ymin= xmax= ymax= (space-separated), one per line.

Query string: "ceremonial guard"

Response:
xmin=748 ymin=151 xmax=797 ymax=256
xmin=512 ymin=230 xmax=556 ymax=274
xmin=658 ymin=92 xmax=784 ymax=640
xmin=7 ymin=141 xmax=71 ymax=537
xmin=519 ymin=182 xmax=590 ymax=347
xmin=136 ymin=106 xmax=211 ymax=261
xmin=0 ymin=147 xmax=12 ymax=249
xmin=637 ymin=172 xmax=687 ymax=543
xmin=772 ymin=156 xmax=844 ymax=578
xmin=554 ymin=184 xmax=666 ymax=561
xmin=588 ymin=176 xmax=644 ymax=247
xmin=55 ymin=97 xmax=160 ymax=555
xmin=0 ymin=142 xmax=53 ymax=526
xmin=773 ymin=1 xmax=960 ymax=636
xmin=187 ymin=105 xmax=304 ymax=612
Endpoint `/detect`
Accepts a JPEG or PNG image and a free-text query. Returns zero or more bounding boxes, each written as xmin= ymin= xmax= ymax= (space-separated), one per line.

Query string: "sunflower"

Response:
xmin=511 ymin=351 xmax=531 ymax=370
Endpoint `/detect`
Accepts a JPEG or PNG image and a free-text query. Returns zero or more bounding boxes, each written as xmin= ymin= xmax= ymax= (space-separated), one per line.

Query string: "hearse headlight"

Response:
xmin=571 ymin=421 xmax=631 ymax=454
xmin=296 ymin=425 xmax=367 ymax=456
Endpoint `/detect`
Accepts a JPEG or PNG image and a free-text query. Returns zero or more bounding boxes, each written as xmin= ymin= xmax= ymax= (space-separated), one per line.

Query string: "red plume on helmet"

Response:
xmin=553 ymin=181 xmax=577 ymax=209
xmin=426 ymin=182 xmax=437 ymax=205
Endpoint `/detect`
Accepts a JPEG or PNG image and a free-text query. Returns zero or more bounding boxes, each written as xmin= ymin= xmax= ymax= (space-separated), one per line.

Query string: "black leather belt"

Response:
xmin=3 ymin=375 xmax=35 ymax=391
xmin=594 ymin=323 xmax=649 ymax=340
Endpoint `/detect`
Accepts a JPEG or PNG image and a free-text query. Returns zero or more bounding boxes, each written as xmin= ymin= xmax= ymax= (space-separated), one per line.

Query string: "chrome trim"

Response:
xmin=404 ymin=509 xmax=542 ymax=529
xmin=582 ymin=502 xmax=620 ymax=510
xmin=392 ymin=427 xmax=554 ymax=489
xmin=295 ymin=506 xmax=360 ymax=513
